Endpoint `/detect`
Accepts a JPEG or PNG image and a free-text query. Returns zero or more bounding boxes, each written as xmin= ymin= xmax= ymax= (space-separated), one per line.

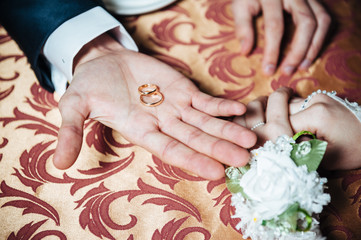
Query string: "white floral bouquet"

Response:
xmin=226 ymin=131 xmax=331 ymax=240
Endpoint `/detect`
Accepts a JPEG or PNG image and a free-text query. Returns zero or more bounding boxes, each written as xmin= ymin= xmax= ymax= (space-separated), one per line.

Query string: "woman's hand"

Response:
xmin=232 ymin=0 xmax=331 ymax=76
xmin=235 ymin=86 xmax=361 ymax=171
xmin=233 ymin=87 xmax=294 ymax=146
xmin=289 ymin=93 xmax=361 ymax=170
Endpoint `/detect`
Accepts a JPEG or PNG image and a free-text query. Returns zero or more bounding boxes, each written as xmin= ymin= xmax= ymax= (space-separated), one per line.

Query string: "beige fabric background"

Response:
xmin=1 ymin=0 xmax=361 ymax=239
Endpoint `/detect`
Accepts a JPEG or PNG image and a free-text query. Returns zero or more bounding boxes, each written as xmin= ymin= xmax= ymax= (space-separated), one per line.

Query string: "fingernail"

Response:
xmin=263 ymin=64 xmax=275 ymax=75
xmin=283 ymin=65 xmax=295 ymax=76
xmin=299 ymin=59 xmax=311 ymax=70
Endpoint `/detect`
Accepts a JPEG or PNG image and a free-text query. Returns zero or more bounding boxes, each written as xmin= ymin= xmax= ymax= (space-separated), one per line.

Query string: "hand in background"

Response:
xmin=52 ymin=33 xmax=257 ymax=180
xmin=232 ymin=0 xmax=331 ymax=76
xmin=289 ymin=93 xmax=361 ymax=170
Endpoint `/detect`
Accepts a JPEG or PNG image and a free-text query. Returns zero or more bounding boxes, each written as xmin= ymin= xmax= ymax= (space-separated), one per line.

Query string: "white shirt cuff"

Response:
xmin=43 ymin=6 xmax=138 ymax=95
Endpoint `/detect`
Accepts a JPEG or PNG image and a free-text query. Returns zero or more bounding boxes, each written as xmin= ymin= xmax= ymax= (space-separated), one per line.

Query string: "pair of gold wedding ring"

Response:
xmin=138 ymin=84 xmax=164 ymax=107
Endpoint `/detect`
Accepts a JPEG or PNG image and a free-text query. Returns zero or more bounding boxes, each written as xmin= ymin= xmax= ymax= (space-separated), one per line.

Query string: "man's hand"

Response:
xmin=53 ymin=33 xmax=257 ymax=180
xmin=232 ymin=0 xmax=331 ymax=76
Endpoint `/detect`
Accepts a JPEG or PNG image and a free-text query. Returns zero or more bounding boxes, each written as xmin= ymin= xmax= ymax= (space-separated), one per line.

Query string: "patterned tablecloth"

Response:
xmin=1 ymin=0 xmax=361 ymax=239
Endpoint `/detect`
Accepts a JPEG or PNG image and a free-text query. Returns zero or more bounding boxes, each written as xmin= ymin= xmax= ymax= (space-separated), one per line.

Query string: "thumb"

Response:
xmin=53 ymin=94 xmax=88 ymax=169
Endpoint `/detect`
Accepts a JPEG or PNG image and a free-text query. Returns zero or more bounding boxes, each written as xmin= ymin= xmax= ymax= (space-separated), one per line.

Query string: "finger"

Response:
xmin=182 ymin=108 xmax=257 ymax=148
xmin=161 ymin=118 xmax=251 ymax=167
xmin=289 ymin=97 xmax=305 ymax=114
xmin=232 ymin=0 xmax=261 ymax=55
xmin=53 ymin=94 xmax=88 ymax=169
xmin=289 ymin=95 xmax=336 ymax=135
xmin=141 ymin=130 xmax=227 ymax=180
xmin=289 ymin=104 xmax=324 ymax=136
xmin=261 ymin=0 xmax=284 ymax=76
xmin=299 ymin=0 xmax=331 ymax=70
xmin=266 ymin=87 xmax=293 ymax=122
xmin=245 ymin=96 xmax=267 ymax=129
xmin=266 ymin=87 xmax=293 ymax=121
xmin=233 ymin=115 xmax=247 ymax=127
xmin=192 ymin=91 xmax=247 ymax=117
xmin=281 ymin=0 xmax=317 ymax=75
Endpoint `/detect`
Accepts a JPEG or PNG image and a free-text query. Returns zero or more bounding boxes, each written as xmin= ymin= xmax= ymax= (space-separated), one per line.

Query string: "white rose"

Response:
xmin=239 ymin=151 xmax=303 ymax=220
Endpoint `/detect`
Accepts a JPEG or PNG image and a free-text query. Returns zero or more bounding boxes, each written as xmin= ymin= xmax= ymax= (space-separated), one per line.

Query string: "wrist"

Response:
xmin=73 ymin=32 xmax=124 ymax=72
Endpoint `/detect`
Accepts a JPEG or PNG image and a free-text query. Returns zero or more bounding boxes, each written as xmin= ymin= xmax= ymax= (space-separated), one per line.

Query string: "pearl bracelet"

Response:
xmin=300 ymin=89 xmax=337 ymax=110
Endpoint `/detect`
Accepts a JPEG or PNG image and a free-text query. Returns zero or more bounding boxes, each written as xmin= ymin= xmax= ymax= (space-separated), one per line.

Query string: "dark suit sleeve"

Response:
xmin=0 ymin=0 xmax=104 ymax=92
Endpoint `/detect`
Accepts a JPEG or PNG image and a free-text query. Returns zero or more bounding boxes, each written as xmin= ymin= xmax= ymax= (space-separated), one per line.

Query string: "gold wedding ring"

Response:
xmin=138 ymin=84 xmax=164 ymax=107
xmin=138 ymin=84 xmax=159 ymax=95
xmin=140 ymin=91 xmax=164 ymax=107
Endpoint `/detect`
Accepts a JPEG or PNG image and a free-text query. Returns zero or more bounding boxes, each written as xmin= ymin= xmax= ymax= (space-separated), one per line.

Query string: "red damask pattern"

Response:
xmin=1 ymin=0 xmax=361 ymax=239
xmin=7 ymin=220 xmax=66 ymax=240
xmin=152 ymin=217 xmax=211 ymax=240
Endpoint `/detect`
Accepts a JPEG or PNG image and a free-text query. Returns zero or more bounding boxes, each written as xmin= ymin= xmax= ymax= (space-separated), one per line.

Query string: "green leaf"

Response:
xmin=263 ymin=204 xmax=314 ymax=233
xmin=291 ymin=139 xmax=327 ymax=172
xmin=225 ymin=166 xmax=249 ymax=197
xmin=225 ymin=177 xmax=244 ymax=194
xmin=279 ymin=203 xmax=299 ymax=231
xmin=263 ymin=203 xmax=300 ymax=232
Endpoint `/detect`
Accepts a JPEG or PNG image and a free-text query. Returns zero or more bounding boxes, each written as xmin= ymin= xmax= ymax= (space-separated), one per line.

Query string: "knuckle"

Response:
xmin=318 ymin=13 xmax=331 ymax=27
xmin=237 ymin=1 xmax=260 ymax=15
xmin=160 ymin=118 xmax=176 ymax=132
xmin=186 ymin=129 xmax=203 ymax=144
xmin=198 ymin=114 xmax=212 ymax=126
xmin=309 ymin=102 xmax=332 ymax=123
xmin=210 ymin=139 xmax=224 ymax=156
xmin=216 ymin=99 xmax=227 ymax=113
xmin=220 ymin=121 xmax=236 ymax=135
xmin=58 ymin=96 xmax=70 ymax=111
xmin=161 ymin=139 xmax=179 ymax=159
xmin=302 ymin=15 xmax=317 ymax=30
xmin=58 ymin=92 xmax=83 ymax=112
